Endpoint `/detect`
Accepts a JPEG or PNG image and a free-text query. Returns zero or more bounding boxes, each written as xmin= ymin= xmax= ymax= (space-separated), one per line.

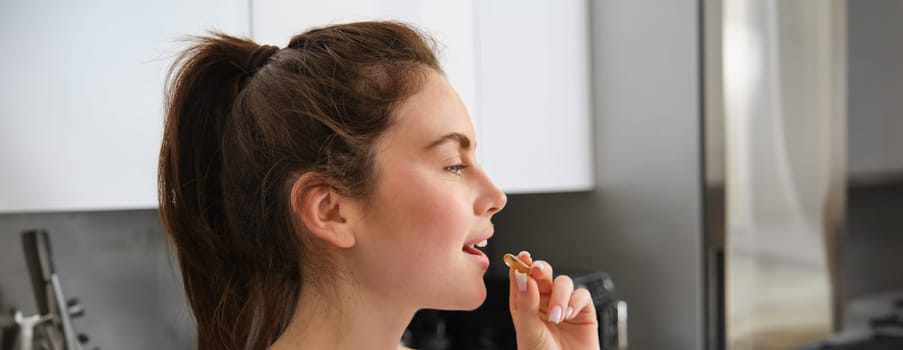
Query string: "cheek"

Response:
xmin=356 ymin=169 xmax=474 ymax=295
xmin=377 ymin=168 xmax=472 ymax=252
xmin=405 ymin=189 xmax=467 ymax=240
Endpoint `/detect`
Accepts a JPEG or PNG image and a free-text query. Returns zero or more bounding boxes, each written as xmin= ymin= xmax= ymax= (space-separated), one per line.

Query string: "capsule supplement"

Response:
xmin=503 ymin=253 xmax=532 ymax=273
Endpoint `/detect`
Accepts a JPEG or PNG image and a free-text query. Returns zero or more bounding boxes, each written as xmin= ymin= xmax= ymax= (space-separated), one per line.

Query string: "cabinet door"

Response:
xmin=251 ymin=0 xmax=593 ymax=193
xmin=0 ymin=0 xmax=249 ymax=213
xmin=476 ymin=0 xmax=594 ymax=193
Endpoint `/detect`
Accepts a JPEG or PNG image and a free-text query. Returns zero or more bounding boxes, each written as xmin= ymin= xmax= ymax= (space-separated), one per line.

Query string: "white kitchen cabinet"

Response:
xmin=0 ymin=0 xmax=249 ymax=213
xmin=0 ymin=0 xmax=592 ymax=213
xmin=475 ymin=0 xmax=594 ymax=193
xmin=251 ymin=0 xmax=594 ymax=194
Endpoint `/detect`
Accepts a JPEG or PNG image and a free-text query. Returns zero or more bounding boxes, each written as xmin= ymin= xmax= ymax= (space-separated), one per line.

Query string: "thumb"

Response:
xmin=509 ymin=267 xmax=544 ymax=332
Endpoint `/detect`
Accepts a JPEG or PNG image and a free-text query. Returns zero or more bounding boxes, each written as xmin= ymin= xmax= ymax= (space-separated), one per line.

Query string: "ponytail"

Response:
xmin=159 ymin=34 xmax=295 ymax=350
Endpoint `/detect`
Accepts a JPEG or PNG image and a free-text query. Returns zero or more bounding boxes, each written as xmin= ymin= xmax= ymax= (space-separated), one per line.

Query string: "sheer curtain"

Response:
xmin=722 ymin=0 xmax=846 ymax=348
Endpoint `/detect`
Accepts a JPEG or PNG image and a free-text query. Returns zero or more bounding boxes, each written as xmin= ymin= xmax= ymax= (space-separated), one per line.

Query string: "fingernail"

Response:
xmin=518 ymin=250 xmax=531 ymax=258
xmin=549 ymin=305 xmax=563 ymax=324
xmin=565 ymin=306 xmax=574 ymax=319
xmin=515 ymin=271 xmax=527 ymax=293
xmin=533 ymin=261 xmax=545 ymax=272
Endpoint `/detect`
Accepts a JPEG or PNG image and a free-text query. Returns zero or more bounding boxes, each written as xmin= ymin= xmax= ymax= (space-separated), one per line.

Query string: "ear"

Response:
xmin=290 ymin=173 xmax=357 ymax=248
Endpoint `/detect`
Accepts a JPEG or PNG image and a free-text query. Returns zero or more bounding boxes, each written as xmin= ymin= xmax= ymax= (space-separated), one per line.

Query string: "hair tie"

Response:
xmin=248 ymin=45 xmax=279 ymax=72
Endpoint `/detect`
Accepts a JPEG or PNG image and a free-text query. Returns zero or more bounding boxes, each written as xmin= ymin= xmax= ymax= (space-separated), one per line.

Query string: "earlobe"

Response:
xmin=290 ymin=174 xmax=356 ymax=249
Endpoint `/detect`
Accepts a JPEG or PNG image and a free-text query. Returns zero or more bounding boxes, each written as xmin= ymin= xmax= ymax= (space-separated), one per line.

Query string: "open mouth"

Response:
xmin=463 ymin=239 xmax=488 ymax=256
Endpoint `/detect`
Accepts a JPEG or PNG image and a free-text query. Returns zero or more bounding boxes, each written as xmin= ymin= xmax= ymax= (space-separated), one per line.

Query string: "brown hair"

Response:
xmin=158 ymin=21 xmax=440 ymax=350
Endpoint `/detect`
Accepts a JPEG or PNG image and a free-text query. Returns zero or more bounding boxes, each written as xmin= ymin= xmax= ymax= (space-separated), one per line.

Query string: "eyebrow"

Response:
xmin=425 ymin=132 xmax=473 ymax=151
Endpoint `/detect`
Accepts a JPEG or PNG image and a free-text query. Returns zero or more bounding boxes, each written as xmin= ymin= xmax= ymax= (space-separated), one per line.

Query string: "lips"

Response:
xmin=463 ymin=241 xmax=490 ymax=270
xmin=463 ymin=226 xmax=494 ymax=251
xmin=462 ymin=244 xmax=484 ymax=256
xmin=462 ymin=227 xmax=493 ymax=271
xmin=463 ymin=238 xmax=487 ymax=251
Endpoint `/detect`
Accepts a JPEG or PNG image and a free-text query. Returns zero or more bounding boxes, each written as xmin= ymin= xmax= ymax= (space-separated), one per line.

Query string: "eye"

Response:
xmin=446 ymin=164 xmax=468 ymax=176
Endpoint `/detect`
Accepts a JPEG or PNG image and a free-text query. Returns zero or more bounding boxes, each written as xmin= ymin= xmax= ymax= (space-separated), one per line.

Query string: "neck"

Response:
xmin=270 ymin=271 xmax=415 ymax=350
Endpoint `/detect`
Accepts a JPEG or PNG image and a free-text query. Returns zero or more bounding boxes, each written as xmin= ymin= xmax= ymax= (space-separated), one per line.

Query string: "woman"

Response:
xmin=158 ymin=21 xmax=599 ymax=349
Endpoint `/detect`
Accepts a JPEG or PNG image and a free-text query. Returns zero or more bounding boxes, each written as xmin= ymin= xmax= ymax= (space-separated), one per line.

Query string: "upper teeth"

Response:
xmin=475 ymin=239 xmax=488 ymax=248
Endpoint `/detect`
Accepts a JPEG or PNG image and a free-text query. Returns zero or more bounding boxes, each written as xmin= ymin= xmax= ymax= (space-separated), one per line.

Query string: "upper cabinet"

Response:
xmin=474 ymin=0 xmax=593 ymax=193
xmin=0 ymin=0 xmax=592 ymax=213
xmin=252 ymin=0 xmax=594 ymax=194
xmin=0 ymin=0 xmax=249 ymax=213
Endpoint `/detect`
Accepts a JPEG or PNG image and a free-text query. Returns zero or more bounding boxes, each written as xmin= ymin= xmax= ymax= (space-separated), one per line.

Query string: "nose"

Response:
xmin=475 ymin=170 xmax=507 ymax=216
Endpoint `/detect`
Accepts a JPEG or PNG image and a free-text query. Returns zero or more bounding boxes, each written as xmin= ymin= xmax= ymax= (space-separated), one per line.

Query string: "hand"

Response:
xmin=508 ymin=251 xmax=600 ymax=350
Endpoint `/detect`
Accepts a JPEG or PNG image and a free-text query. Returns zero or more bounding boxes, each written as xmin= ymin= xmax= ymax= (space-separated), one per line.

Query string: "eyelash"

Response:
xmin=446 ymin=164 xmax=468 ymax=176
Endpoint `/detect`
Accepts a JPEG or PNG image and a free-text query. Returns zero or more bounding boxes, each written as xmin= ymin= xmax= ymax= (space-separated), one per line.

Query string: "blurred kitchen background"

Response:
xmin=1 ymin=0 xmax=901 ymax=349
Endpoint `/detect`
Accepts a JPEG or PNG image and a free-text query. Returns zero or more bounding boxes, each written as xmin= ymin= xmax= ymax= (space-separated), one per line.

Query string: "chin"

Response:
xmin=448 ymin=280 xmax=488 ymax=311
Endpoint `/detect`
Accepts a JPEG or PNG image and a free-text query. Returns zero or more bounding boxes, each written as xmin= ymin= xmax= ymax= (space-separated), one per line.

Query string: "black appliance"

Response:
xmin=402 ymin=270 xmax=627 ymax=350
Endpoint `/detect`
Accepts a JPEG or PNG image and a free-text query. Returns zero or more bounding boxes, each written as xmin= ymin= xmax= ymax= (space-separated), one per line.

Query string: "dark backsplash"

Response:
xmin=0 ymin=209 xmax=194 ymax=350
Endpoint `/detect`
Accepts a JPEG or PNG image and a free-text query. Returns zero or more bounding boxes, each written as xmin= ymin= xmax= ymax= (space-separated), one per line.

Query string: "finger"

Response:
xmin=508 ymin=251 xmax=546 ymax=329
xmin=529 ymin=259 xmax=554 ymax=294
xmin=547 ymin=275 xmax=574 ymax=324
xmin=565 ymin=287 xmax=597 ymax=323
xmin=508 ymin=269 xmax=549 ymax=348
xmin=508 ymin=260 xmax=538 ymax=312
xmin=517 ymin=250 xmax=533 ymax=266
xmin=508 ymin=250 xmax=533 ymax=303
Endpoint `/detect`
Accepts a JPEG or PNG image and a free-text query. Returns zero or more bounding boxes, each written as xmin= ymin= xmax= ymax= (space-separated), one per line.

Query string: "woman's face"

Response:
xmin=346 ymin=69 xmax=507 ymax=310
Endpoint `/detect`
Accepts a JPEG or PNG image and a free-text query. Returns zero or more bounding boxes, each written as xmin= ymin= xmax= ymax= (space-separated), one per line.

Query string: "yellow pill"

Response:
xmin=503 ymin=253 xmax=532 ymax=273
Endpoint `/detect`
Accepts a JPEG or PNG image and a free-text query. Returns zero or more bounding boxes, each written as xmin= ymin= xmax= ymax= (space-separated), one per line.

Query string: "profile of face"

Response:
xmin=344 ymin=69 xmax=507 ymax=311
